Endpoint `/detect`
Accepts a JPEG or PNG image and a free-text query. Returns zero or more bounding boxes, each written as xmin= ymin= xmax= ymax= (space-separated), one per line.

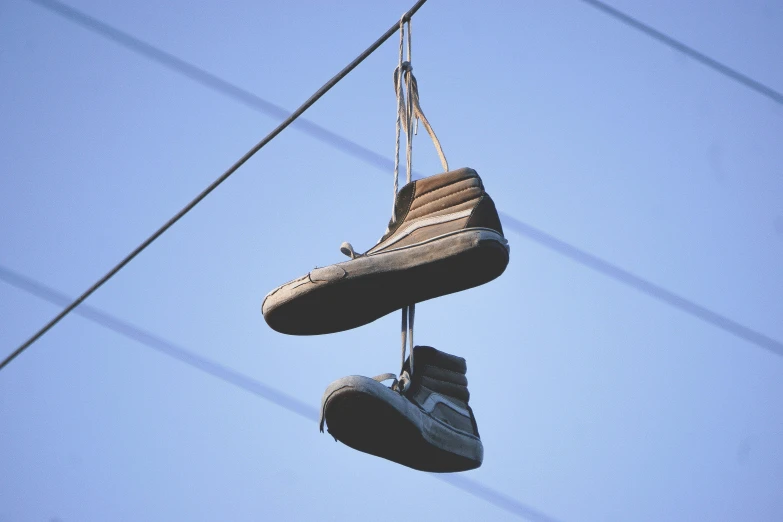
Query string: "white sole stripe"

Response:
xmin=420 ymin=391 xmax=471 ymax=418
xmin=370 ymin=208 xmax=473 ymax=252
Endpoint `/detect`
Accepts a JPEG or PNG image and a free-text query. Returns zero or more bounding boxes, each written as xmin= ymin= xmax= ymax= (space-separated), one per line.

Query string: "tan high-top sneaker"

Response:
xmin=262 ymin=167 xmax=509 ymax=335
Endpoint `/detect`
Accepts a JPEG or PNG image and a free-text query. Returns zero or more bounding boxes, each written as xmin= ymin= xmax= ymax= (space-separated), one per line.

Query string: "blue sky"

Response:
xmin=1 ymin=1 xmax=782 ymax=521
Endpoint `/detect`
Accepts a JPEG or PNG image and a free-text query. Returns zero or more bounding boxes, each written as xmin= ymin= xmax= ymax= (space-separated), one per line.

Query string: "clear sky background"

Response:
xmin=1 ymin=1 xmax=782 ymax=521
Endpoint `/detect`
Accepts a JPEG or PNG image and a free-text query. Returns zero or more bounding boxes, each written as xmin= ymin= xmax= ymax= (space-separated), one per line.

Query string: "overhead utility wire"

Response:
xmin=501 ymin=215 xmax=783 ymax=358
xmin=25 ymin=0 xmax=783 ymax=360
xmin=25 ymin=0 xmax=388 ymax=169
xmin=577 ymin=0 xmax=783 ymax=106
xmin=0 ymin=0 xmax=429 ymax=371
xmin=0 ymin=265 xmax=563 ymax=522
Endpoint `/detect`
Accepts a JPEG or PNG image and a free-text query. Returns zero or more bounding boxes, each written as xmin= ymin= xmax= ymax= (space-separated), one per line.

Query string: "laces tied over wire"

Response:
xmin=393 ymin=61 xmax=448 ymax=181
xmin=391 ymin=16 xmax=448 ymax=220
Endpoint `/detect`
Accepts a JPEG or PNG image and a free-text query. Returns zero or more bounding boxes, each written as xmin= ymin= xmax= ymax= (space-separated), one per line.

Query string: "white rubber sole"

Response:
xmin=263 ymin=228 xmax=509 ymax=335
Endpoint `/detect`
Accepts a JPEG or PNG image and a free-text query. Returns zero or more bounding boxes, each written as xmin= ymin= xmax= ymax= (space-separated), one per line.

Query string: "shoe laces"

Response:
xmin=372 ymin=302 xmax=415 ymax=394
xmin=344 ymin=17 xmax=447 ymax=389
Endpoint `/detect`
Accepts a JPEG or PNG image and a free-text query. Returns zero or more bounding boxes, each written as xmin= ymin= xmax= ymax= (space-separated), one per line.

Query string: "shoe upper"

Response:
xmin=367 ymin=167 xmax=504 ymax=256
xmin=403 ymin=345 xmax=480 ymax=439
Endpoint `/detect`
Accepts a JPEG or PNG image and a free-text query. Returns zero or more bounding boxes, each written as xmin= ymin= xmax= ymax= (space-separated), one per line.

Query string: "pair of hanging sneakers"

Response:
xmin=262 ymin=167 xmax=509 ymax=472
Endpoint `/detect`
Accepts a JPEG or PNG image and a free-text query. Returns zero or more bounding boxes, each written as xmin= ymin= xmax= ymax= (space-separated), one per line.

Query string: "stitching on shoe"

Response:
xmin=264 ymin=275 xmax=307 ymax=300
xmin=412 ymin=187 xmax=480 ymax=215
xmin=414 ymin=172 xmax=478 ymax=199
xmin=370 ymin=209 xmax=473 ymax=253
xmin=368 ymin=227 xmax=505 ymax=256
xmin=414 ymin=198 xmax=481 ymax=221
xmin=419 ymin=364 xmax=467 ymax=382
xmin=464 ymin=194 xmax=485 ymax=230
xmin=403 ymin=181 xmax=415 ymax=222
xmin=419 ymin=391 xmax=471 ymax=417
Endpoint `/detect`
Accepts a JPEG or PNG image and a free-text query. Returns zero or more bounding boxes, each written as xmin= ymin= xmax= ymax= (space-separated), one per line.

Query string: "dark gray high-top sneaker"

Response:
xmin=263 ymin=168 xmax=509 ymax=335
xmin=319 ymin=346 xmax=483 ymax=472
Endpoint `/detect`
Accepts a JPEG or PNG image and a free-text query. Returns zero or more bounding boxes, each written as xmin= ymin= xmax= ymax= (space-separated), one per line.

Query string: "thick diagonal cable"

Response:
xmin=0 ymin=265 xmax=564 ymax=522
xmin=20 ymin=0 xmax=783 ymax=361
xmin=577 ymin=0 xmax=783 ymax=106
xmin=0 ymin=0 xmax=429 ymax=372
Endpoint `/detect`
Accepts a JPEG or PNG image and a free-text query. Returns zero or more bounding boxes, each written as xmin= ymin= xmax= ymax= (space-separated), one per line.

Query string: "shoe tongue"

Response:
xmin=381 ymin=182 xmax=416 ymax=241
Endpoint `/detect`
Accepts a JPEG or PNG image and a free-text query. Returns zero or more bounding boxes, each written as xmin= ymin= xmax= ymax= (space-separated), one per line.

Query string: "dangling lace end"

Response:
xmin=340 ymin=242 xmax=358 ymax=259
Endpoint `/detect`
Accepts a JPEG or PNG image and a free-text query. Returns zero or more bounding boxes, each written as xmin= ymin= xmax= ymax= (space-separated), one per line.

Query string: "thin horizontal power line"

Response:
xmin=25 ymin=0 xmax=783 ymax=359
xmin=1 ymin=0 xmax=429 ymax=371
xmin=26 ymin=0 xmax=393 ymax=169
xmin=0 ymin=264 xmax=563 ymax=522
xmin=577 ymin=0 xmax=783 ymax=105
xmin=502 ymin=215 xmax=783 ymax=358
